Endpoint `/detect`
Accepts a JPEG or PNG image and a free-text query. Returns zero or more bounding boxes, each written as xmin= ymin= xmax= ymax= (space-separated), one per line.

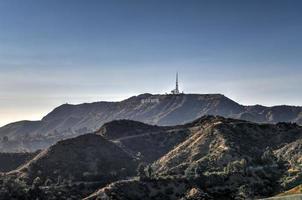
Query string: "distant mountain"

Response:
xmin=0 ymin=93 xmax=301 ymax=152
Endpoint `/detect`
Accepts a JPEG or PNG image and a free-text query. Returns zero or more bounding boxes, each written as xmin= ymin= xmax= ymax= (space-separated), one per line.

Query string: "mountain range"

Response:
xmin=1 ymin=115 xmax=301 ymax=199
xmin=0 ymin=93 xmax=301 ymax=152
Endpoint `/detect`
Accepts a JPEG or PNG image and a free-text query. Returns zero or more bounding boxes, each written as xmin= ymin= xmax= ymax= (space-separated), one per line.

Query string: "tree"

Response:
xmin=28 ymin=177 xmax=45 ymax=199
xmin=32 ymin=177 xmax=42 ymax=189
xmin=184 ymin=165 xmax=196 ymax=179
xmin=137 ymin=163 xmax=147 ymax=179
xmin=194 ymin=164 xmax=204 ymax=177
xmin=44 ymin=178 xmax=52 ymax=186
xmin=146 ymin=165 xmax=153 ymax=178
xmin=261 ymin=148 xmax=276 ymax=164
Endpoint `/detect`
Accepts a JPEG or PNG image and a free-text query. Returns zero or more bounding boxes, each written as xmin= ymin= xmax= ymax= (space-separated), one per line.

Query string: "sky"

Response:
xmin=0 ymin=0 xmax=302 ymax=126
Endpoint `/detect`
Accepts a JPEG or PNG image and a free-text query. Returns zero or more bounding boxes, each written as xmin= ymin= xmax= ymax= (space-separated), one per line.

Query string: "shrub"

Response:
xmin=32 ymin=177 xmax=42 ymax=188
xmin=44 ymin=178 xmax=52 ymax=186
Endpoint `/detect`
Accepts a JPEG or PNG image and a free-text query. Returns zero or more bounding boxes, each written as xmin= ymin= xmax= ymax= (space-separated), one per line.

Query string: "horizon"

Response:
xmin=1 ymin=0 xmax=302 ymax=126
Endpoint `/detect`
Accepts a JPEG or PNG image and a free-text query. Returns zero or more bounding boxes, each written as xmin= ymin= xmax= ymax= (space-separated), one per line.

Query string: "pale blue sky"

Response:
xmin=0 ymin=0 xmax=302 ymax=126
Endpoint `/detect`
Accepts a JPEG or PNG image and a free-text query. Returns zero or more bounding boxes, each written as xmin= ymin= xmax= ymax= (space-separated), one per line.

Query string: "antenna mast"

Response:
xmin=170 ymin=72 xmax=181 ymax=94
xmin=176 ymin=72 xmax=179 ymax=93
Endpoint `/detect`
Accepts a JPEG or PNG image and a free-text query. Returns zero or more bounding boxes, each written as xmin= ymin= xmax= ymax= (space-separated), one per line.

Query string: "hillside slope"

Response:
xmin=97 ymin=120 xmax=191 ymax=163
xmin=0 ymin=151 xmax=39 ymax=172
xmin=0 ymin=133 xmax=137 ymax=199
xmin=89 ymin=116 xmax=302 ymax=199
xmin=0 ymin=93 xmax=301 ymax=152
xmin=12 ymin=134 xmax=137 ymax=185
xmin=152 ymin=117 xmax=302 ymax=176
xmin=0 ymin=116 xmax=302 ymax=199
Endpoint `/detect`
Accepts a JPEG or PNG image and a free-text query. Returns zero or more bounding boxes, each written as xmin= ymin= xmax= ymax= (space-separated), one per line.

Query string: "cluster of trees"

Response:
xmin=0 ymin=175 xmax=88 ymax=200
xmin=137 ymin=163 xmax=153 ymax=180
xmin=223 ymin=159 xmax=248 ymax=174
xmin=0 ymin=176 xmax=45 ymax=200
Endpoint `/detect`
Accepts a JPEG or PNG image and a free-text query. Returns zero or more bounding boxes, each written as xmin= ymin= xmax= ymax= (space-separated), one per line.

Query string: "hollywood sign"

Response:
xmin=141 ymin=98 xmax=160 ymax=104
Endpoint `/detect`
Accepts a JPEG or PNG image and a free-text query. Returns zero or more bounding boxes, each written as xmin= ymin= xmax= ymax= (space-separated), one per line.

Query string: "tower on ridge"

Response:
xmin=176 ymin=72 xmax=179 ymax=93
xmin=171 ymin=72 xmax=180 ymax=94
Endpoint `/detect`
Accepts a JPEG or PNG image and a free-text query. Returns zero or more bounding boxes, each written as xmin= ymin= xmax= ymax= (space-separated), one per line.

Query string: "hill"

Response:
xmin=11 ymin=134 xmax=137 ymax=185
xmin=88 ymin=116 xmax=302 ymax=199
xmin=0 ymin=116 xmax=302 ymax=199
xmin=97 ymin=119 xmax=191 ymax=163
xmin=1 ymin=133 xmax=138 ymax=199
xmin=0 ymin=93 xmax=301 ymax=152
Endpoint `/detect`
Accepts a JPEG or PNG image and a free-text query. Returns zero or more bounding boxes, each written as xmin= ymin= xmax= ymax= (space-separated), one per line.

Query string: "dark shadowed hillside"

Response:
xmin=97 ymin=120 xmax=191 ymax=163
xmin=0 ymin=133 xmax=137 ymax=199
xmin=11 ymin=134 xmax=137 ymax=186
xmin=98 ymin=120 xmax=162 ymax=140
xmin=0 ymin=93 xmax=301 ymax=152
xmin=0 ymin=151 xmax=40 ymax=172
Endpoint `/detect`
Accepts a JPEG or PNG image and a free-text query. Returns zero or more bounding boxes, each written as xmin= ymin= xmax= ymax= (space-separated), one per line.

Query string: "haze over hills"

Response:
xmin=0 ymin=93 xmax=301 ymax=152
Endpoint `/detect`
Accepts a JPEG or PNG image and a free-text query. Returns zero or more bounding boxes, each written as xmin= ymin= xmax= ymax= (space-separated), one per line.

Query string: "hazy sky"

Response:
xmin=0 ymin=0 xmax=302 ymax=126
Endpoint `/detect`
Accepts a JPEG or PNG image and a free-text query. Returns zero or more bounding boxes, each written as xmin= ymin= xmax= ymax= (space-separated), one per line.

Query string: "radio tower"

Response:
xmin=171 ymin=72 xmax=180 ymax=94
xmin=175 ymin=72 xmax=179 ymax=93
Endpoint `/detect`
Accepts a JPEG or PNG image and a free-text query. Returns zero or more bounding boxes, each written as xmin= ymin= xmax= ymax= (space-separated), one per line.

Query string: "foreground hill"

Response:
xmin=11 ymin=134 xmax=137 ymax=186
xmin=152 ymin=117 xmax=301 ymax=176
xmin=88 ymin=116 xmax=302 ymax=200
xmin=0 ymin=93 xmax=301 ymax=152
xmin=0 ymin=116 xmax=302 ymax=199
xmin=0 ymin=133 xmax=137 ymax=199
